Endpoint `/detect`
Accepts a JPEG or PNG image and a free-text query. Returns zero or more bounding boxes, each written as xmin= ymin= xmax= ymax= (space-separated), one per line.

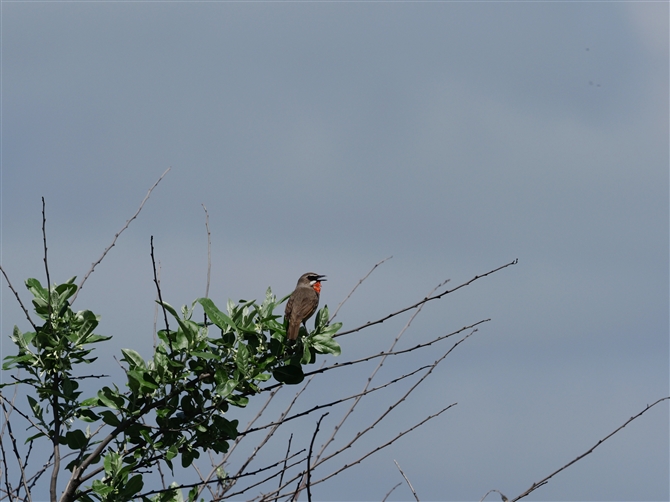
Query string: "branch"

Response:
xmin=150 ymin=236 xmax=170 ymax=337
xmin=260 ymin=319 xmax=490 ymax=394
xmin=305 ymin=413 xmax=328 ymax=502
xmin=335 ymin=258 xmax=517 ymax=337
xmin=202 ymin=204 xmax=212 ymax=301
xmin=510 ymin=396 xmax=670 ymax=502
xmin=315 ymin=278 xmax=448 ymax=465
xmin=41 ymin=197 xmax=52 ymax=298
xmin=329 ymin=256 xmax=392 ymax=322
xmin=0 ymin=266 xmax=37 ymax=330
xmin=242 ymin=365 xmax=430 ymax=437
xmin=71 ymin=167 xmax=170 ymax=304
xmin=275 ymin=434 xmax=293 ymax=502
xmin=263 ymin=404 xmax=457 ymax=501
xmin=480 ymin=489 xmax=508 ymax=502
xmin=221 ymin=366 xmax=324 ymax=496
xmin=381 ymin=482 xmax=402 ymax=502
xmin=1 ymin=402 xmax=31 ymax=502
xmin=313 ymin=329 xmax=477 ymax=470
xmin=394 ymin=459 xmax=419 ymax=502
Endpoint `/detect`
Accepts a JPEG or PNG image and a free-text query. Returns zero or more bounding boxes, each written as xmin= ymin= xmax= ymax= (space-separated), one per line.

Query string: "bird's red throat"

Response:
xmin=313 ymin=282 xmax=322 ymax=294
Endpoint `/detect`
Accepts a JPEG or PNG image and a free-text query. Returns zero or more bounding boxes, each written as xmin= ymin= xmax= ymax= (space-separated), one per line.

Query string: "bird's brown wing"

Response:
xmin=285 ymin=288 xmax=319 ymax=341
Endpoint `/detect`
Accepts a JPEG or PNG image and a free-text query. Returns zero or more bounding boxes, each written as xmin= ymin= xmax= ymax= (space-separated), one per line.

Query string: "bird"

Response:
xmin=284 ymin=272 xmax=326 ymax=343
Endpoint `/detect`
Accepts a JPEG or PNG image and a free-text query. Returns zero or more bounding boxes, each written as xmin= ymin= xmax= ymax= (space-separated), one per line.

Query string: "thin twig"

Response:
xmin=202 ymin=204 xmax=212 ymax=301
xmin=510 ymin=396 xmax=670 ymax=502
xmin=261 ymin=320 xmax=490 ymax=394
xmin=41 ymin=197 xmax=52 ymax=298
xmin=241 ymin=365 xmax=430 ymax=437
xmin=222 ymin=366 xmax=324 ymax=496
xmin=381 ymin=482 xmax=402 ymax=502
xmin=150 ymin=236 xmax=171 ymax=340
xmin=71 ymin=167 xmax=170 ymax=303
xmin=1 ymin=402 xmax=31 ymax=502
xmin=312 ymin=330 xmax=477 ymax=471
xmin=306 ymin=413 xmax=328 ymax=502
xmin=480 ymin=489 xmax=508 ymax=502
xmin=261 ymin=404 xmax=456 ymax=501
xmin=394 ymin=459 xmax=419 ymax=502
xmin=315 ymin=278 xmax=448 ymax=466
xmin=329 ymin=256 xmax=392 ymax=322
xmin=0 ymin=266 xmax=37 ymax=331
xmin=335 ymin=259 xmax=517 ymax=337
xmin=275 ymin=434 xmax=293 ymax=502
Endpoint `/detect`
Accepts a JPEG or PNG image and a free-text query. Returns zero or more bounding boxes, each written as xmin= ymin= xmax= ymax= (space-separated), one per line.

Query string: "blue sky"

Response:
xmin=1 ymin=2 xmax=668 ymax=501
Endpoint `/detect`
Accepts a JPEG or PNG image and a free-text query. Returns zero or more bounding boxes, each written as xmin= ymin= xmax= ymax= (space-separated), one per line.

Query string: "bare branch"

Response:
xmin=1 ymin=402 xmax=31 ymax=502
xmin=480 ymin=489 xmax=508 ymax=502
xmin=150 ymin=236 xmax=171 ymax=338
xmin=221 ymin=367 xmax=324 ymax=496
xmin=314 ymin=330 xmax=477 ymax=470
xmin=0 ymin=265 xmax=37 ymax=330
xmin=41 ymin=197 xmax=52 ymax=298
xmin=394 ymin=459 xmax=419 ymax=502
xmin=381 ymin=482 xmax=402 ymax=502
xmin=275 ymin=434 xmax=293 ymax=502
xmin=242 ymin=365 xmax=430 ymax=437
xmin=510 ymin=396 xmax=670 ymax=502
xmin=315 ymin=278 xmax=448 ymax=465
xmin=202 ymin=204 xmax=212 ymax=301
xmin=261 ymin=320 xmax=490 ymax=395
xmin=335 ymin=258 xmax=517 ymax=337
xmin=305 ymin=413 xmax=328 ymax=502
xmin=263 ymin=403 xmax=456 ymax=500
xmin=329 ymin=256 xmax=392 ymax=322
xmin=71 ymin=167 xmax=170 ymax=304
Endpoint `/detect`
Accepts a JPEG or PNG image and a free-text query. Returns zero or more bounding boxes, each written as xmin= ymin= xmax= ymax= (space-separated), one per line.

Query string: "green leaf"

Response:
xmin=215 ymin=377 xmax=237 ymax=399
xmin=310 ymin=334 xmax=342 ymax=356
xmin=197 ymin=298 xmax=236 ymax=332
xmin=123 ymin=474 xmax=144 ymax=497
xmin=91 ymin=479 xmax=114 ymax=497
xmin=100 ymin=410 xmax=121 ymax=426
xmin=121 ymin=349 xmax=146 ymax=369
xmin=64 ymin=429 xmax=87 ymax=450
xmin=272 ymin=365 xmax=305 ymax=385
xmin=315 ymin=305 xmax=329 ymax=329
xmin=25 ymin=278 xmax=47 ymax=300
xmin=97 ymin=387 xmax=124 ymax=410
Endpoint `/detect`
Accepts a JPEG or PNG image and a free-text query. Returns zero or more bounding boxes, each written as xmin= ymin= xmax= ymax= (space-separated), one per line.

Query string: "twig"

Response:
xmin=335 ymin=259 xmax=517 ymax=337
xmin=71 ymin=167 xmax=170 ymax=304
xmin=150 ymin=236 xmax=171 ymax=340
xmin=381 ymin=482 xmax=402 ymax=502
xmin=221 ymin=366 xmax=324 ymax=496
xmin=480 ymin=489 xmax=508 ymax=502
xmin=0 ymin=266 xmax=37 ymax=330
xmin=152 ymin=259 xmax=162 ymax=350
xmin=306 ymin=414 xmax=328 ymax=502
xmin=312 ymin=330 xmax=477 ymax=470
xmin=329 ymin=257 xmax=392 ymax=322
xmin=509 ymin=396 xmax=670 ymax=502
xmin=41 ymin=197 xmax=52 ymax=299
xmin=138 ymin=450 xmax=306 ymax=499
xmin=261 ymin=320 xmax=490 ymax=394
xmin=202 ymin=204 xmax=211 ymax=301
xmin=263 ymin=404 xmax=457 ymax=501
xmin=1 ymin=402 xmax=31 ymax=502
xmin=394 ymin=459 xmax=419 ymax=502
xmin=315 ymin=279 xmax=448 ymax=465
xmin=275 ymin=434 xmax=293 ymax=502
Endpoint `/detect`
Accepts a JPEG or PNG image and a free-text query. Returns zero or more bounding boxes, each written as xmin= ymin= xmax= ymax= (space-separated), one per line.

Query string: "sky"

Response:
xmin=1 ymin=2 xmax=668 ymax=501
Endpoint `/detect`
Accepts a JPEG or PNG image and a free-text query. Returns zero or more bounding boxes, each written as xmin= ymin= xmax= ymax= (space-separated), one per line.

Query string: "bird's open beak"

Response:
xmin=316 ymin=275 xmax=327 ymax=281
